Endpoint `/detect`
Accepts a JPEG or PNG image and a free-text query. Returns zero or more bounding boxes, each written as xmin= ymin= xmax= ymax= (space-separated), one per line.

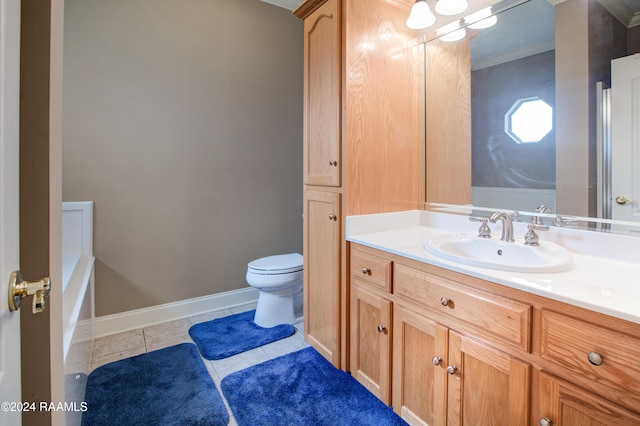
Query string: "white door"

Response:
xmin=611 ymin=54 xmax=640 ymax=228
xmin=0 ymin=0 xmax=23 ymax=423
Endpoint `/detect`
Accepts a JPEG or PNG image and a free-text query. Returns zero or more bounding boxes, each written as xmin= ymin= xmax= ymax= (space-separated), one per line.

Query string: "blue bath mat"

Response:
xmin=81 ymin=343 xmax=228 ymax=426
xmin=189 ymin=310 xmax=295 ymax=360
xmin=220 ymin=347 xmax=408 ymax=426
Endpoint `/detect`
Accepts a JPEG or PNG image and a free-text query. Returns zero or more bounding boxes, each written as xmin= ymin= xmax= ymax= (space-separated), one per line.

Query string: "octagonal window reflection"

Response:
xmin=504 ymin=97 xmax=553 ymax=144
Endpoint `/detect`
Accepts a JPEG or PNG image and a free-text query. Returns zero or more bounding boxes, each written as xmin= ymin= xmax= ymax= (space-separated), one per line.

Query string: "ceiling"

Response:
xmin=263 ymin=0 xmax=640 ymax=25
xmin=597 ymin=0 xmax=640 ymax=26
xmin=259 ymin=0 xmax=303 ymax=10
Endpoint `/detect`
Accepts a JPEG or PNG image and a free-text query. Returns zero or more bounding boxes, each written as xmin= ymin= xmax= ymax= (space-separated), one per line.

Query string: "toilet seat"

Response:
xmin=248 ymin=253 xmax=303 ymax=275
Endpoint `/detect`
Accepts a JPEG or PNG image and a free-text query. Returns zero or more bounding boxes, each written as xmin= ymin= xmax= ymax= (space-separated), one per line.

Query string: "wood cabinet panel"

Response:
xmin=350 ymin=247 xmax=392 ymax=292
xmin=350 ymin=283 xmax=392 ymax=404
xmin=303 ymin=190 xmax=341 ymax=364
xmin=344 ymin=0 xmax=424 ymax=215
xmin=539 ymin=371 xmax=640 ymax=426
xmin=447 ymin=331 xmax=530 ymax=426
xmin=394 ymin=263 xmax=531 ymax=351
xmin=392 ymin=303 xmax=448 ymax=426
xmin=303 ymin=0 xmax=341 ymax=187
xmin=541 ymin=309 xmax=640 ymax=412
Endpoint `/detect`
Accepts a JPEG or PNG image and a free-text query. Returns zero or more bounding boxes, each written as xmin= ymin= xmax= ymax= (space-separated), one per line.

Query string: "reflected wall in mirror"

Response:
xmin=424 ymin=0 xmax=640 ymax=233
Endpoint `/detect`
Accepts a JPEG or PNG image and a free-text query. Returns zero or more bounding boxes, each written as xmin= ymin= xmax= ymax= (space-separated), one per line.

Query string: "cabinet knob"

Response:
xmin=440 ymin=297 xmax=450 ymax=307
xmin=377 ymin=325 xmax=387 ymax=333
xmin=587 ymin=351 xmax=603 ymax=366
xmin=432 ymin=356 xmax=442 ymax=366
xmin=329 ymin=160 xmax=338 ymax=166
xmin=539 ymin=418 xmax=553 ymax=426
xmin=446 ymin=365 xmax=457 ymax=375
xmin=328 ymin=214 xmax=337 ymax=221
xmin=361 ymin=267 xmax=371 ymax=275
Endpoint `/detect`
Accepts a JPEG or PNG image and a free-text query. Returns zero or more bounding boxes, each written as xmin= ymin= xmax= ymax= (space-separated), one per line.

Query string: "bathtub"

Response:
xmin=62 ymin=201 xmax=95 ymax=368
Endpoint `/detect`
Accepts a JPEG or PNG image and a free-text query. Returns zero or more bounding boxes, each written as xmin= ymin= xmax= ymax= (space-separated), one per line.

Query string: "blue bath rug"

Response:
xmin=220 ymin=347 xmax=408 ymax=426
xmin=189 ymin=310 xmax=295 ymax=360
xmin=81 ymin=343 xmax=228 ymax=426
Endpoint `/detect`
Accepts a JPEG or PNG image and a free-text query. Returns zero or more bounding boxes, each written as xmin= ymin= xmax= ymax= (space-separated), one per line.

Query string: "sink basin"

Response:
xmin=424 ymin=233 xmax=573 ymax=273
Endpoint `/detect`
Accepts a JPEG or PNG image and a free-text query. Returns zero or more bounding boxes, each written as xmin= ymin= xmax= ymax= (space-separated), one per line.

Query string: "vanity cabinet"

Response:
xmin=349 ymin=242 xmax=640 ymax=425
xmin=445 ymin=331 xmax=531 ymax=426
xmin=349 ymin=249 xmax=393 ymax=403
xmin=538 ymin=309 xmax=640 ymax=426
xmin=350 ymin=284 xmax=392 ymax=404
xmin=393 ymin=263 xmax=531 ymax=426
xmin=392 ymin=303 xmax=446 ymax=426
xmin=350 ymin=244 xmax=531 ymax=425
xmin=539 ymin=372 xmax=640 ymax=426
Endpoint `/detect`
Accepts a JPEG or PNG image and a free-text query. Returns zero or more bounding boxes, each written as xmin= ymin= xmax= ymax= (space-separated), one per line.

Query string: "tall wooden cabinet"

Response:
xmin=296 ymin=0 xmax=344 ymax=367
xmin=296 ymin=0 xmax=425 ymax=370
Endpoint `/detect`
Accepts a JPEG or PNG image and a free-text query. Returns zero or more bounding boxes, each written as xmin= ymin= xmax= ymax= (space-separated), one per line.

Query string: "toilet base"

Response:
xmin=253 ymin=289 xmax=303 ymax=328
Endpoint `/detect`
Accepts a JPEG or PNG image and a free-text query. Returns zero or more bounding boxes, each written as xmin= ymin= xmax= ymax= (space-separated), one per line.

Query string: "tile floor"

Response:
xmin=88 ymin=302 xmax=309 ymax=426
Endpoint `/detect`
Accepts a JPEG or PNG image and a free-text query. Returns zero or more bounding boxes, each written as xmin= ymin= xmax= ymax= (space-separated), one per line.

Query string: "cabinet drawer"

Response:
xmin=350 ymin=248 xmax=392 ymax=292
xmin=541 ymin=309 xmax=640 ymax=409
xmin=394 ymin=263 xmax=531 ymax=351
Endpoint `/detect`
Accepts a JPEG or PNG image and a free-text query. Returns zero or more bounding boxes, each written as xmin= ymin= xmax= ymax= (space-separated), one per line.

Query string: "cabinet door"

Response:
xmin=392 ymin=304 xmax=448 ymax=426
xmin=303 ymin=0 xmax=341 ymax=186
xmin=303 ymin=189 xmax=341 ymax=365
xmin=447 ymin=331 xmax=531 ymax=426
xmin=539 ymin=371 xmax=640 ymax=426
xmin=350 ymin=283 xmax=392 ymax=404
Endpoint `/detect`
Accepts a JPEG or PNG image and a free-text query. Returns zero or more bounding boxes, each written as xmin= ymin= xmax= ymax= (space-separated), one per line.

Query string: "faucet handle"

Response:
xmin=524 ymin=223 xmax=549 ymax=246
xmin=533 ymin=205 xmax=552 ymax=225
xmin=469 ymin=216 xmax=492 ymax=238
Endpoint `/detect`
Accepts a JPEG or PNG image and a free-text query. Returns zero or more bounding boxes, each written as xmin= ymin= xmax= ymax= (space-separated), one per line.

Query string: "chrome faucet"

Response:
xmin=533 ymin=205 xmax=552 ymax=225
xmin=489 ymin=212 xmax=515 ymax=242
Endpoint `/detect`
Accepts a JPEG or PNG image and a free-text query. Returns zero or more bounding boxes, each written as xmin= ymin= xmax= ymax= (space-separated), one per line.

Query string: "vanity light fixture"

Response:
xmin=435 ymin=0 xmax=468 ymax=16
xmin=436 ymin=21 xmax=466 ymax=42
xmin=465 ymin=7 xmax=497 ymax=29
xmin=406 ymin=0 xmax=436 ymax=30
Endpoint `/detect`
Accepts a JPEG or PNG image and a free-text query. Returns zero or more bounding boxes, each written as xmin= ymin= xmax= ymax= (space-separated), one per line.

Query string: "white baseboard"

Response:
xmin=91 ymin=287 xmax=260 ymax=339
xmin=72 ymin=318 xmax=94 ymax=343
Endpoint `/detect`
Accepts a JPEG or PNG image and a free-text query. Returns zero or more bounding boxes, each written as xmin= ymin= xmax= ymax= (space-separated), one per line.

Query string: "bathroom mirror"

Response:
xmin=422 ymin=0 xmax=640 ymax=234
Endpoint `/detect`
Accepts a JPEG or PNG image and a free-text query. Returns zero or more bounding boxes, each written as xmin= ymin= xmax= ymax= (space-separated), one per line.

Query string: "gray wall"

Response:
xmin=62 ymin=0 xmax=303 ymax=316
xmin=472 ymin=50 xmax=556 ymax=189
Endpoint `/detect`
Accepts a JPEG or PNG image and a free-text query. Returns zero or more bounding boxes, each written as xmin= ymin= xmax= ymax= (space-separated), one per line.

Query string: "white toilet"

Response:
xmin=246 ymin=253 xmax=303 ymax=328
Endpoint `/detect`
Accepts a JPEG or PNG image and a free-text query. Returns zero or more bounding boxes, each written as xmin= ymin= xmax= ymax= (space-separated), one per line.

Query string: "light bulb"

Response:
xmin=435 ymin=0 xmax=468 ymax=16
xmin=406 ymin=0 xmax=436 ymax=30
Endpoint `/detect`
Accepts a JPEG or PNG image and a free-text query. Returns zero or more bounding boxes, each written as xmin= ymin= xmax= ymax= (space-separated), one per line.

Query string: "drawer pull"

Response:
xmin=539 ymin=418 xmax=553 ymax=426
xmin=432 ymin=356 xmax=442 ymax=366
xmin=361 ymin=267 xmax=371 ymax=275
xmin=377 ymin=325 xmax=387 ymax=333
xmin=440 ymin=297 xmax=450 ymax=307
xmin=446 ymin=365 xmax=457 ymax=375
xmin=328 ymin=214 xmax=337 ymax=221
xmin=329 ymin=160 xmax=338 ymax=166
xmin=587 ymin=351 xmax=603 ymax=366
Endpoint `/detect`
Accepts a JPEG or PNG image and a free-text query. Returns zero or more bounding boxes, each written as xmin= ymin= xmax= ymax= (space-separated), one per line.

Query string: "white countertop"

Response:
xmin=346 ymin=210 xmax=640 ymax=325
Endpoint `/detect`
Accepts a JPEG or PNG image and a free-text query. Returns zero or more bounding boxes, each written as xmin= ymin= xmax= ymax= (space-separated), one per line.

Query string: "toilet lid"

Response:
xmin=248 ymin=253 xmax=303 ymax=274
